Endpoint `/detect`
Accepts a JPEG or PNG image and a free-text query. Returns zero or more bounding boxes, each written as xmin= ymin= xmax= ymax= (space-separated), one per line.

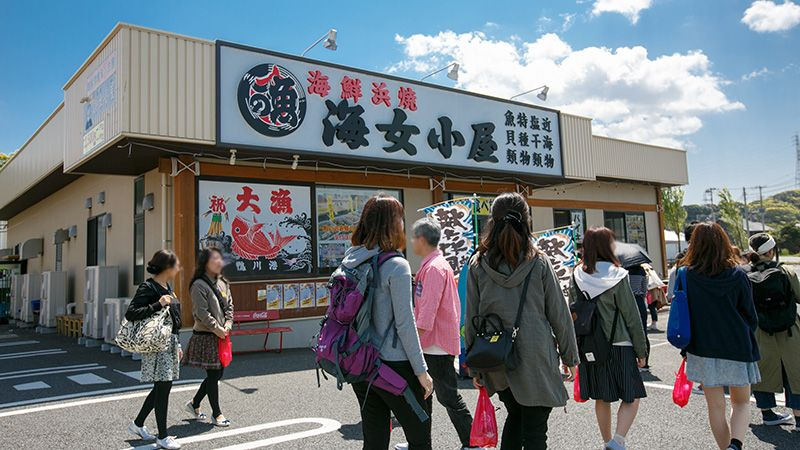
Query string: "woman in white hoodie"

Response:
xmin=570 ymin=227 xmax=648 ymax=450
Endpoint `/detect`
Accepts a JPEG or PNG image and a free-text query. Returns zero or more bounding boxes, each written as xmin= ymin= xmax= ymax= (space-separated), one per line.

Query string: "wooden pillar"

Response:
xmin=171 ymin=156 xmax=197 ymax=327
xmin=655 ymin=186 xmax=668 ymax=276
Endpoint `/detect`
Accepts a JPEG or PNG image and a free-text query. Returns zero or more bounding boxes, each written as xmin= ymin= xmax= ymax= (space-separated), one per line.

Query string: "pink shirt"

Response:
xmin=414 ymin=250 xmax=461 ymax=356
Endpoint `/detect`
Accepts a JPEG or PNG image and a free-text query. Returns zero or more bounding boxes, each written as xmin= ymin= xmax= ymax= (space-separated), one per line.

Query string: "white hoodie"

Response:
xmin=573 ymin=262 xmax=629 ymax=299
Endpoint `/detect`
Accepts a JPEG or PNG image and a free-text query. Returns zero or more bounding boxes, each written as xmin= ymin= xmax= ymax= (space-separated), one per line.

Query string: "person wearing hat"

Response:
xmin=746 ymin=233 xmax=800 ymax=430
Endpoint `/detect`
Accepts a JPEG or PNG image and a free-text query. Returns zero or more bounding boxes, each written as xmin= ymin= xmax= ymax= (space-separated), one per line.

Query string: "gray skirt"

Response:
xmin=141 ymin=334 xmax=181 ymax=383
xmin=686 ymin=353 xmax=761 ymax=387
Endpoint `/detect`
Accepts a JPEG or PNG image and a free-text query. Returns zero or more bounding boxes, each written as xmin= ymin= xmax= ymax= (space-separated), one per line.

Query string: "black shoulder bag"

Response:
xmin=466 ymin=266 xmax=534 ymax=373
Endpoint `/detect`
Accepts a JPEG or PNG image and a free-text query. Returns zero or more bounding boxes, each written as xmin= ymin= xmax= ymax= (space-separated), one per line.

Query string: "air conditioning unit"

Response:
xmin=39 ymin=272 xmax=67 ymax=328
xmin=9 ymin=274 xmax=23 ymax=320
xmin=19 ymin=273 xmax=42 ymax=323
xmin=83 ymin=266 xmax=119 ymax=339
xmin=103 ymin=297 xmax=131 ymax=345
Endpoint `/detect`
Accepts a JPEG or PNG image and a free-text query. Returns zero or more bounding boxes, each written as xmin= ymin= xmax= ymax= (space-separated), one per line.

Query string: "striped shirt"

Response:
xmin=413 ymin=250 xmax=461 ymax=356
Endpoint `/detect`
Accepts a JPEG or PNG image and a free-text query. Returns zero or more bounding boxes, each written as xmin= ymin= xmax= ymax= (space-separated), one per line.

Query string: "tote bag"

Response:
xmin=667 ymin=267 xmax=691 ymax=349
xmin=115 ymin=307 xmax=172 ymax=354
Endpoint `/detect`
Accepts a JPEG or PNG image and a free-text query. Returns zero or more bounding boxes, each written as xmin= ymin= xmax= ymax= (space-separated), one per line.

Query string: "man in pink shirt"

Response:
xmin=404 ymin=218 xmax=474 ymax=450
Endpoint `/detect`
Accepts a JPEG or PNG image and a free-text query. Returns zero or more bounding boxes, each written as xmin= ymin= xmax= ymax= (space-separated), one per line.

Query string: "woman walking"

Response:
xmin=126 ymin=250 xmax=183 ymax=450
xmin=344 ymin=194 xmax=434 ymax=450
xmin=570 ymin=227 xmax=647 ymax=450
xmin=678 ymin=222 xmax=760 ymax=450
xmin=466 ymin=192 xmax=579 ymax=450
xmin=182 ymin=247 xmax=233 ymax=427
xmin=746 ymin=233 xmax=800 ymax=430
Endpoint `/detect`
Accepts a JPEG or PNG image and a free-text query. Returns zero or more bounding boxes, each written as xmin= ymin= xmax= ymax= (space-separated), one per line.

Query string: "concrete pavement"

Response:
xmin=0 ymin=324 xmax=797 ymax=449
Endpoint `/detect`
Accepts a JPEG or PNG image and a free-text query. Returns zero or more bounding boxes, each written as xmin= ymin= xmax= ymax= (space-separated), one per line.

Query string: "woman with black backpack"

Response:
xmin=182 ymin=247 xmax=234 ymax=427
xmin=569 ymin=227 xmax=647 ymax=450
xmin=466 ymin=192 xmax=579 ymax=449
xmin=746 ymin=233 xmax=800 ymax=431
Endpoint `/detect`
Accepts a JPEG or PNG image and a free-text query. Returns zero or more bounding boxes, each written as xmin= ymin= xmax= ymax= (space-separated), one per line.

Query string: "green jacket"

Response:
xmin=569 ymin=276 xmax=648 ymax=359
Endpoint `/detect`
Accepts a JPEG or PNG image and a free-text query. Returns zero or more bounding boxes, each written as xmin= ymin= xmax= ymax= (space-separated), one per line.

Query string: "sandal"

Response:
xmin=184 ymin=401 xmax=207 ymax=420
xmin=211 ymin=415 xmax=231 ymax=427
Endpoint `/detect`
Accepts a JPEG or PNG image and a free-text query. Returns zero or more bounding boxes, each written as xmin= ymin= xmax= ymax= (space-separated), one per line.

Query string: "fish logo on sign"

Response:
xmin=238 ymin=63 xmax=307 ymax=137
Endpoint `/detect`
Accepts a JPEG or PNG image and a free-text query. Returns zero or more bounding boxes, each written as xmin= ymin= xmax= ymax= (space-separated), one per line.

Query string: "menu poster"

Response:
xmin=316 ymin=186 xmax=402 ymax=269
xmin=266 ymin=284 xmax=283 ymax=310
xmin=299 ymin=282 xmax=315 ymax=308
xmin=283 ymin=284 xmax=300 ymax=309
xmin=256 ymin=289 xmax=267 ymax=302
xmin=315 ymin=282 xmax=330 ymax=307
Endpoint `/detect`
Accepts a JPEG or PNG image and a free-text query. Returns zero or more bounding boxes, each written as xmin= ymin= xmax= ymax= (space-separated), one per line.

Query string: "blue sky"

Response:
xmin=0 ymin=0 xmax=798 ymax=204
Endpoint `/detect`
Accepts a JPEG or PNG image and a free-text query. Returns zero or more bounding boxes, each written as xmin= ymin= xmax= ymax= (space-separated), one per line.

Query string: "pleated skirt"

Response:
xmin=579 ymin=345 xmax=647 ymax=403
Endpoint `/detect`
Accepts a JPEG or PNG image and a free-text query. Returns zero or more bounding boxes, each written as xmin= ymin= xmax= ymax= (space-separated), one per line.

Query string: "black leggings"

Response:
xmin=193 ymin=368 xmax=225 ymax=418
xmin=497 ymin=388 xmax=553 ymax=450
xmin=135 ymin=381 xmax=172 ymax=439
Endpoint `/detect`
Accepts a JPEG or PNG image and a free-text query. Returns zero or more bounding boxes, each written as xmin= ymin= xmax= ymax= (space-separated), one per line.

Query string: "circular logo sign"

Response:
xmin=238 ymin=63 xmax=307 ymax=137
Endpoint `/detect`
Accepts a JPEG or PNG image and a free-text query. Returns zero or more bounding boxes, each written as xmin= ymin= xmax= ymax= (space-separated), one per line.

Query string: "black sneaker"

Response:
xmin=762 ymin=409 xmax=793 ymax=426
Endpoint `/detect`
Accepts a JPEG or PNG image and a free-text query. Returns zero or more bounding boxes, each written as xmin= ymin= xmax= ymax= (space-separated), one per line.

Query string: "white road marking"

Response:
xmin=0 ymin=363 xmax=99 ymax=377
xmin=650 ymin=341 xmax=672 ymax=348
xmin=114 ymin=370 xmax=142 ymax=381
xmin=67 ymin=373 xmax=111 ymax=385
xmin=0 ymin=380 xmax=203 ymax=415
xmin=0 ymin=334 xmax=19 ymax=339
xmin=122 ymin=418 xmax=342 ymax=450
xmin=13 ymin=381 xmax=51 ymax=391
xmin=0 ymin=350 xmax=65 ymax=360
xmin=0 ymin=340 xmax=40 ymax=347
xmin=0 ymin=365 xmax=105 ymax=381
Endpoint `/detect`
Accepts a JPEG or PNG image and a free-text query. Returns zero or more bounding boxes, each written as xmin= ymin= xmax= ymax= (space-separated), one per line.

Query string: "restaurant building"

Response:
xmin=0 ymin=24 xmax=688 ymax=348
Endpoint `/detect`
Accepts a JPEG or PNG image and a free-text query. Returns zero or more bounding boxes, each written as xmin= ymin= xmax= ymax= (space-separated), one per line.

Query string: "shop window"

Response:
xmin=316 ymin=185 xmax=402 ymax=271
xmin=87 ymin=214 xmax=107 ymax=266
xmin=133 ymin=176 xmax=145 ymax=284
xmin=604 ymin=211 xmax=647 ymax=250
xmin=553 ymin=209 xmax=586 ymax=242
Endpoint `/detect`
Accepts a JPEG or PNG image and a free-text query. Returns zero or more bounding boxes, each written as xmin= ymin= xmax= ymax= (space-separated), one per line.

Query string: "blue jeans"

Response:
xmin=753 ymin=364 xmax=800 ymax=410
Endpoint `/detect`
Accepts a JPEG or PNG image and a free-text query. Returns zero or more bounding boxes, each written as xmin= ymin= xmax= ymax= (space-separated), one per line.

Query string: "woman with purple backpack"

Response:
xmin=343 ymin=194 xmax=434 ymax=450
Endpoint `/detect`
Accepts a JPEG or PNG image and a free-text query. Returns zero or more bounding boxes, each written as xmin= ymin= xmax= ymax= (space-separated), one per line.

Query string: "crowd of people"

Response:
xmin=122 ymin=192 xmax=800 ymax=450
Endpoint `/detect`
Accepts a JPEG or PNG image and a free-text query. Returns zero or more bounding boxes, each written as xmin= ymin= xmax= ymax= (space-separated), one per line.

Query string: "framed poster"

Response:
xmin=315 ymin=185 xmax=402 ymax=270
xmin=198 ymin=179 xmax=313 ymax=280
xmin=625 ymin=212 xmax=647 ymax=250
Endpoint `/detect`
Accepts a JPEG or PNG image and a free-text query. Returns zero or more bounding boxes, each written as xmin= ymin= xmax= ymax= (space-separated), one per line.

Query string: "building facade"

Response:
xmin=0 ymin=24 xmax=688 ymax=348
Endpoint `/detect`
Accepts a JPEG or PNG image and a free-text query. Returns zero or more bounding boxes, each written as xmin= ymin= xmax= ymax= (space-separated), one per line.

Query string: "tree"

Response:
xmin=662 ymin=187 xmax=688 ymax=250
xmin=779 ymin=224 xmax=800 ymax=255
xmin=0 ymin=152 xmax=11 ymax=169
xmin=718 ymin=188 xmax=748 ymax=249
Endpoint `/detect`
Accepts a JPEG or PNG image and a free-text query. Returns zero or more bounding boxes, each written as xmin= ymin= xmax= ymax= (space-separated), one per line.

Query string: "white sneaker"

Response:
xmin=394 ymin=443 xmax=408 ymax=450
xmin=647 ymin=323 xmax=659 ymax=332
xmin=128 ymin=421 xmax=156 ymax=440
xmin=156 ymin=436 xmax=182 ymax=449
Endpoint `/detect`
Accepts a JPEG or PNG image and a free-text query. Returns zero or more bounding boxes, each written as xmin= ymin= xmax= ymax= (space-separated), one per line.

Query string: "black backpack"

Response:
xmin=747 ymin=262 xmax=798 ymax=334
xmin=572 ymin=282 xmax=619 ymax=365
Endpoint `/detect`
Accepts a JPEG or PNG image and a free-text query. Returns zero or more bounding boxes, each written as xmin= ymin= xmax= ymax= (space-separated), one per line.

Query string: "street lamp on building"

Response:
xmin=510 ymin=85 xmax=549 ymax=102
xmin=420 ymin=62 xmax=460 ymax=81
xmin=302 ymin=29 xmax=338 ymax=56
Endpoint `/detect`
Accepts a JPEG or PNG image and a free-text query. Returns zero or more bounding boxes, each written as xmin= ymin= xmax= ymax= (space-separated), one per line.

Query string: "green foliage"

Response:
xmin=718 ymin=188 xmax=748 ymax=249
xmin=762 ymin=199 xmax=800 ymax=229
xmin=0 ymin=153 xmax=10 ymax=169
xmin=779 ymin=224 xmax=800 ymax=254
xmin=662 ymin=187 xmax=688 ymax=248
xmin=684 ymin=203 xmax=718 ymax=223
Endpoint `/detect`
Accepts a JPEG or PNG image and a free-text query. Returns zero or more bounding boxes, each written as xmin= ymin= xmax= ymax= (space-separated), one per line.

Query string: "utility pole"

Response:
xmin=795 ymin=133 xmax=800 ymax=188
xmin=743 ymin=187 xmax=750 ymax=235
xmin=704 ymin=187 xmax=719 ymax=221
xmin=751 ymin=185 xmax=766 ymax=231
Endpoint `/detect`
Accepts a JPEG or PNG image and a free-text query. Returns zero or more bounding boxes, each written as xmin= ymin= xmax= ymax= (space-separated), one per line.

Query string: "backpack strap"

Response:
xmin=608 ymin=294 xmax=621 ymax=346
xmin=196 ymin=275 xmax=227 ymax=312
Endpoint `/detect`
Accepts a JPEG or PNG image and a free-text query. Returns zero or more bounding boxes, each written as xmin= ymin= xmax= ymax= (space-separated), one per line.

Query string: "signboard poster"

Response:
xmin=422 ymin=198 xmax=476 ymax=274
xmin=218 ymin=43 xmax=563 ymax=179
xmin=83 ymin=51 xmax=117 ymax=154
xmin=198 ymin=180 xmax=312 ymax=280
xmin=625 ymin=213 xmax=647 ymax=250
xmin=316 ymin=186 xmax=401 ymax=269
xmin=533 ymin=226 xmax=577 ymax=299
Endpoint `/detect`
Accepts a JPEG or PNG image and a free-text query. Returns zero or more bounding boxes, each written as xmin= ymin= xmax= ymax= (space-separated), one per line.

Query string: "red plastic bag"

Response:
xmin=218 ymin=335 xmax=233 ymax=368
xmin=672 ymin=359 xmax=693 ymax=408
xmin=470 ymin=387 xmax=498 ymax=448
xmin=574 ymin=367 xmax=588 ymax=403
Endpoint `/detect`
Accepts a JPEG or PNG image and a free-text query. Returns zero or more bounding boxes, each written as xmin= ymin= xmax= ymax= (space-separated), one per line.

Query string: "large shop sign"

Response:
xmin=217 ymin=42 xmax=564 ymax=178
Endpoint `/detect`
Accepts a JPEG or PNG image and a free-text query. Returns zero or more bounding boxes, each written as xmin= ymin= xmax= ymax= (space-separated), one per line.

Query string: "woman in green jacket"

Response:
xmin=570 ymin=227 xmax=647 ymax=450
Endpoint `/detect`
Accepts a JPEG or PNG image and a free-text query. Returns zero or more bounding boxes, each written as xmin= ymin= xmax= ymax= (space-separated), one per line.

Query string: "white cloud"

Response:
xmin=536 ymin=16 xmax=553 ymax=33
xmin=392 ymin=31 xmax=744 ymax=148
xmin=742 ymin=1 xmax=800 ymax=32
xmin=741 ymin=67 xmax=770 ymax=80
xmin=591 ymin=0 xmax=652 ymax=24
xmin=560 ymin=13 xmax=577 ymax=32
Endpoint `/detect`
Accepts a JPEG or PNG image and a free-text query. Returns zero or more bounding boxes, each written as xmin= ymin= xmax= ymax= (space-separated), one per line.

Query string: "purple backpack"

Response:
xmin=314 ymin=251 xmax=428 ymax=421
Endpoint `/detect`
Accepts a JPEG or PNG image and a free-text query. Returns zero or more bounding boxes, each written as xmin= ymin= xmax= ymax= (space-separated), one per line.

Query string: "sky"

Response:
xmin=0 ymin=0 xmax=798 ymax=204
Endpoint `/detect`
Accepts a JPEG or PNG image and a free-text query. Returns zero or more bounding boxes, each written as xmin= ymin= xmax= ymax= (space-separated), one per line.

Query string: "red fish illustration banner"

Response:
xmin=198 ymin=180 xmax=313 ymax=280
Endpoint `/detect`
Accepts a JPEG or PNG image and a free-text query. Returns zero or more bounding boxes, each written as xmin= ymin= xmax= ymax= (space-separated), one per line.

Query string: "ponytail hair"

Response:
xmin=476 ymin=192 xmax=537 ymax=269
